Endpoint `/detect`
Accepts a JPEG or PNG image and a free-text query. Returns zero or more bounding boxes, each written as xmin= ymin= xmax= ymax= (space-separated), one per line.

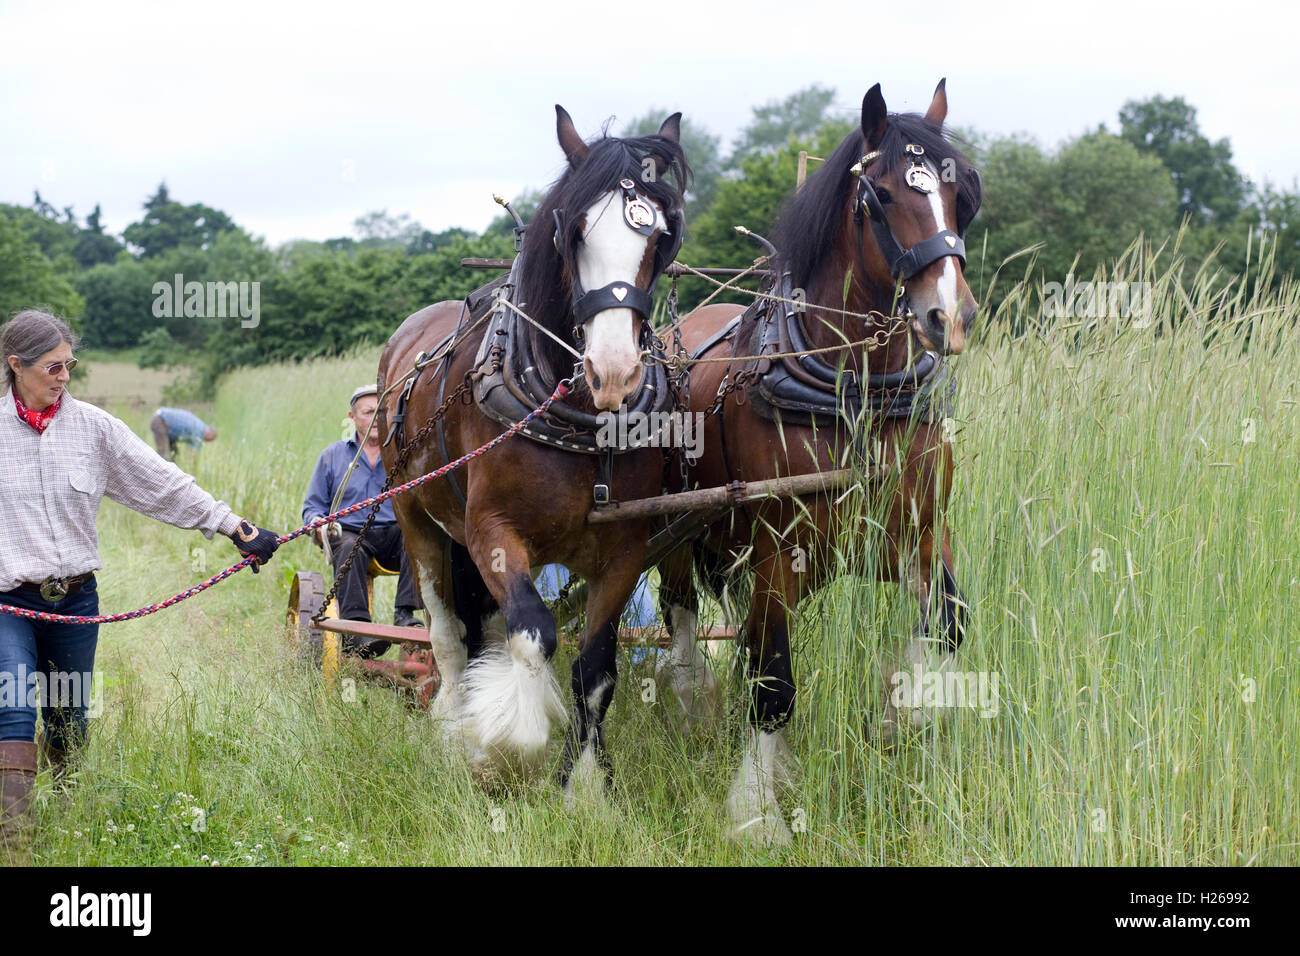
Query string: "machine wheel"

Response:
xmin=286 ymin=570 xmax=340 ymax=679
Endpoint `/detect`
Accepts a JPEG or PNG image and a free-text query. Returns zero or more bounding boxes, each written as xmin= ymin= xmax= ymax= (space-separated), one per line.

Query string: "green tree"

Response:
xmin=73 ymin=205 xmax=125 ymax=269
xmin=75 ymin=259 xmax=157 ymax=348
xmin=0 ymin=212 xmax=84 ymax=324
xmin=1118 ymin=95 xmax=1246 ymax=226
xmin=676 ymin=119 xmax=854 ymax=309
xmin=122 ymin=183 xmax=237 ymax=258
xmin=352 ymin=210 xmax=424 ymax=249
xmin=729 ymin=85 xmax=837 ymax=164
xmin=965 ymin=131 xmax=1177 ymax=299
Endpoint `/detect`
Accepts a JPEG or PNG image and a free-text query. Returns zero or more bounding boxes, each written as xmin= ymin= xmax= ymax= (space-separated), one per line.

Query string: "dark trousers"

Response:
xmin=330 ymin=524 xmax=421 ymax=622
xmin=148 ymin=414 xmax=173 ymax=458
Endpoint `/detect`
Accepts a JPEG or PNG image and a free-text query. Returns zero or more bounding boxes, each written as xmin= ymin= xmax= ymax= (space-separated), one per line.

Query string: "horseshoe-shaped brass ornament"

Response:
xmin=625 ymin=197 xmax=655 ymax=228
xmin=906 ymin=164 xmax=938 ymax=194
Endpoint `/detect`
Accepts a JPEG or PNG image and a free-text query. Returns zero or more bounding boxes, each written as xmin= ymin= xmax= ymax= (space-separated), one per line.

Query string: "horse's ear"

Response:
xmin=925 ymin=78 xmax=948 ymax=126
xmin=648 ymin=111 xmax=682 ymax=178
xmin=861 ymin=84 xmax=888 ymax=150
xmin=556 ymin=104 xmax=590 ymax=168
xmin=657 ymin=112 xmax=682 ymax=143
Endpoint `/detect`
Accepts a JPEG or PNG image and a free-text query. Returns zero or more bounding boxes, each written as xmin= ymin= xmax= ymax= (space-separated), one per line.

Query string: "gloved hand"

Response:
xmin=308 ymin=517 xmax=342 ymax=549
xmin=229 ymin=519 xmax=280 ymax=573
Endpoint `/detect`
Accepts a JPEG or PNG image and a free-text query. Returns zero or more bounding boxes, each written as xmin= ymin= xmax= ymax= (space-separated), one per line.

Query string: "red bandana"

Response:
xmin=13 ymin=393 xmax=61 ymax=434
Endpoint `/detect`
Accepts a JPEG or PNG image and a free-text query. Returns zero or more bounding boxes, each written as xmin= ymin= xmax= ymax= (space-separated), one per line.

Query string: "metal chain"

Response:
xmin=664 ymin=279 xmax=693 ymax=493
xmin=312 ymin=373 xmax=479 ymax=624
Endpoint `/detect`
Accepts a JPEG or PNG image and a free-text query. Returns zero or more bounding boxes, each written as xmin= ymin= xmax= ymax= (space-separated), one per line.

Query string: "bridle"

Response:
xmin=556 ymin=177 xmax=684 ymax=348
xmin=851 ymin=143 xmax=982 ymax=296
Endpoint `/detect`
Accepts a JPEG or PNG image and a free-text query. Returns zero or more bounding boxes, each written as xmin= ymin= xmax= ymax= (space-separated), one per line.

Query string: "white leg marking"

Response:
xmin=726 ymin=727 xmax=795 ymax=846
xmin=879 ymin=633 xmax=955 ymax=742
xmin=459 ymin=628 xmax=566 ymax=783
xmin=563 ymin=674 xmax=614 ymax=812
xmin=655 ymin=605 xmax=722 ymax=730
xmin=415 ymin=561 xmax=468 ymax=742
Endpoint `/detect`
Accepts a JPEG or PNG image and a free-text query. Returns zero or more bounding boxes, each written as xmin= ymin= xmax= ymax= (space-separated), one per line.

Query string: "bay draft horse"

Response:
xmin=377 ymin=107 xmax=690 ymax=791
xmin=658 ymin=80 xmax=982 ymax=844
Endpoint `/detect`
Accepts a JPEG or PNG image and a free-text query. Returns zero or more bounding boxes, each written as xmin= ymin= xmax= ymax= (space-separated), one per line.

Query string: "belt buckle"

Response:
xmin=39 ymin=576 xmax=69 ymax=602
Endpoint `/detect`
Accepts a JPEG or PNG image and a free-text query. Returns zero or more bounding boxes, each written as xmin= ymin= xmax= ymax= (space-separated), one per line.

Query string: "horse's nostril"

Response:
xmin=583 ymin=357 xmax=601 ymax=391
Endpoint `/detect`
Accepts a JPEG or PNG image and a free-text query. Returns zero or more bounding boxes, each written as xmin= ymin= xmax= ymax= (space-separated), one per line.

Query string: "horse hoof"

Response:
xmin=730 ymin=812 xmax=793 ymax=847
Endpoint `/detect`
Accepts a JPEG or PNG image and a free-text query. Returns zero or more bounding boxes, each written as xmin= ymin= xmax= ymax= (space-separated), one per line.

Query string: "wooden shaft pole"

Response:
xmin=587 ymin=469 xmax=857 ymax=524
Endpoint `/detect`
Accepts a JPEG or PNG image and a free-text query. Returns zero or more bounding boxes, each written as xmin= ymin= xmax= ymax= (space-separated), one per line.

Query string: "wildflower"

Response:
xmin=173 ymin=844 xmax=181 ymax=851
xmin=201 ymin=854 xmax=210 ymax=862
xmin=254 ymin=843 xmax=264 ymax=850
xmin=73 ymin=831 xmax=83 ymax=839
xmin=211 ymin=859 xmax=221 ymax=867
xmin=245 ymin=855 xmax=253 ymax=863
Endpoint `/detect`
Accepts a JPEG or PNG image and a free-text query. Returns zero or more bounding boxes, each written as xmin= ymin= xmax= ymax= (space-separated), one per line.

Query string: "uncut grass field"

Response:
xmin=32 ymin=251 xmax=1300 ymax=866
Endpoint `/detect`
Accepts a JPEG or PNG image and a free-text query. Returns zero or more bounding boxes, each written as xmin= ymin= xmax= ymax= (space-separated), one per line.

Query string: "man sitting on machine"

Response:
xmin=303 ymin=384 xmax=423 ymax=658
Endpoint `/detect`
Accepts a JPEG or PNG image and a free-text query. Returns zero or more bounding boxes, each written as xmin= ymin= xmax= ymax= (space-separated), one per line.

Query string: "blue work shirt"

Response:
xmin=534 ymin=564 xmax=658 ymax=627
xmin=157 ymin=407 xmax=210 ymax=449
xmin=302 ymin=434 xmax=397 ymax=529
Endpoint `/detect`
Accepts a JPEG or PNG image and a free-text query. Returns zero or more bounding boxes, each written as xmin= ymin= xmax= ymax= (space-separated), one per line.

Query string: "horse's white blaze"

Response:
xmin=656 ymin=605 xmax=722 ymax=730
xmin=575 ymin=191 xmax=664 ymax=405
xmin=927 ymin=189 xmax=960 ymax=318
xmin=727 ymin=728 xmax=795 ymax=846
xmin=416 ymin=560 xmax=468 ymax=738
xmin=458 ymin=627 xmax=566 ymax=782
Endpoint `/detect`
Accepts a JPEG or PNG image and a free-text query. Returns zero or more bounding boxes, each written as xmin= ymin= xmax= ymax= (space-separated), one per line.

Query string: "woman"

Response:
xmin=0 ymin=309 xmax=279 ymax=861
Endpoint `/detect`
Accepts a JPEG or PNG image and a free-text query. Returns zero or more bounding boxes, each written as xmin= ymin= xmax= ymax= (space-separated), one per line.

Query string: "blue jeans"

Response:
xmin=0 ymin=577 xmax=100 ymax=748
xmin=534 ymin=565 xmax=659 ymax=663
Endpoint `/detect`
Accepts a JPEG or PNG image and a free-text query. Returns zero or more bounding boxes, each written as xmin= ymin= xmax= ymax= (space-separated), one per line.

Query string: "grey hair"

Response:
xmin=1 ymin=309 xmax=80 ymax=389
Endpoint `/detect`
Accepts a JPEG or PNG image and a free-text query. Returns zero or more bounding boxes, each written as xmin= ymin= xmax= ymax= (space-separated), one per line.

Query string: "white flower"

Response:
xmin=172 ymin=844 xmax=181 ymax=851
xmin=201 ymin=854 xmax=210 ymax=861
xmin=126 ymin=824 xmax=135 ymax=832
xmin=254 ymin=843 xmax=263 ymax=850
xmin=73 ymin=831 xmax=83 ymax=839
xmin=211 ymin=859 xmax=221 ymax=867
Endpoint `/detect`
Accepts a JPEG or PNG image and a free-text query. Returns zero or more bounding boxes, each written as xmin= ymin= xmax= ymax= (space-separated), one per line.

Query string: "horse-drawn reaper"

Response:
xmin=376 ymin=106 xmax=690 ymax=789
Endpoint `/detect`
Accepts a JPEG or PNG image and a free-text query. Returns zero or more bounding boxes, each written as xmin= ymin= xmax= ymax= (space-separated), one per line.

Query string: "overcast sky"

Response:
xmin=3 ymin=0 xmax=1297 ymax=247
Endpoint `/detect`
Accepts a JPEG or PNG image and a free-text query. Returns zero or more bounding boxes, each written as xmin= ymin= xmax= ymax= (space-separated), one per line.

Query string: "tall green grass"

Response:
xmin=31 ymin=247 xmax=1300 ymax=865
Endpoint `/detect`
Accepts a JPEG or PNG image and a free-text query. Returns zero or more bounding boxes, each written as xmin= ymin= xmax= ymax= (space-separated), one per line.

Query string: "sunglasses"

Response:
xmin=34 ymin=358 xmax=78 ymax=375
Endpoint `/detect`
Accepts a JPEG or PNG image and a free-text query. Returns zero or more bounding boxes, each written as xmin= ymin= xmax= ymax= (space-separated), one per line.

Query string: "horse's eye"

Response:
xmin=874 ymin=186 xmax=893 ymax=205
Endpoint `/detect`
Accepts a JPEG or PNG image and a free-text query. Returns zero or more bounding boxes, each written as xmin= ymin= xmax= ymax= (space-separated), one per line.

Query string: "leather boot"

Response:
xmin=0 ymin=741 xmax=38 ymax=865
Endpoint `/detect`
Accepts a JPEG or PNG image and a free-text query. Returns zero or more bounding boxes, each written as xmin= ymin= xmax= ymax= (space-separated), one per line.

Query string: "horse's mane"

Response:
xmin=518 ymin=130 xmax=691 ymax=384
xmin=773 ymin=112 xmax=976 ymax=291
